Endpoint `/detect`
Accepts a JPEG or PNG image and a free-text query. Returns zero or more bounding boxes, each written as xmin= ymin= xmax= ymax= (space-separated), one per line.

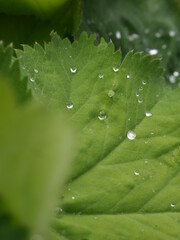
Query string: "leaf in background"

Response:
xmin=16 ymin=33 xmax=180 ymax=238
xmin=0 ymin=0 xmax=82 ymax=47
xmin=79 ymin=0 xmax=180 ymax=86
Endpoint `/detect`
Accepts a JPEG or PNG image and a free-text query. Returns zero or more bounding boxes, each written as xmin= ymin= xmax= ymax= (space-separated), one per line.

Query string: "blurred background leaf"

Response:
xmin=0 ymin=0 xmax=81 ymax=47
xmin=79 ymin=0 xmax=180 ymax=86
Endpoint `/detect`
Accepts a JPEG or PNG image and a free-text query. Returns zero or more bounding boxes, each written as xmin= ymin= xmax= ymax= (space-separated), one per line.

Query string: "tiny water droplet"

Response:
xmin=98 ymin=110 xmax=107 ymax=121
xmin=128 ymin=33 xmax=139 ymax=42
xmin=162 ymin=44 xmax=167 ymax=50
xmin=171 ymin=203 xmax=175 ymax=208
xmin=155 ymin=32 xmax=162 ymax=38
xmin=142 ymin=80 xmax=146 ymax=85
xmin=113 ymin=65 xmax=119 ymax=72
xmin=144 ymin=28 xmax=150 ymax=34
xmin=99 ymin=73 xmax=104 ymax=79
xmin=136 ymin=92 xmax=139 ymax=97
xmin=146 ymin=112 xmax=152 ymax=117
xmin=34 ymin=68 xmax=38 ymax=73
xmin=138 ymin=98 xmax=143 ymax=104
xmin=145 ymin=160 xmax=148 ymax=164
xmin=134 ymin=171 xmax=139 ymax=176
xmin=54 ymin=207 xmax=63 ymax=216
xmin=70 ymin=67 xmax=77 ymax=73
xmin=72 ymin=196 xmax=75 ymax=200
xmin=139 ymin=86 xmax=143 ymax=91
xmin=66 ymin=101 xmax=73 ymax=109
xmin=127 ymin=130 xmax=136 ymax=140
xmin=127 ymin=74 xmax=130 ymax=79
xmin=108 ymin=90 xmax=115 ymax=98
xmin=149 ymin=49 xmax=158 ymax=56
xmin=169 ymin=31 xmax=176 ymax=37
xmin=30 ymin=77 xmax=35 ymax=82
xmin=116 ymin=31 xmax=121 ymax=39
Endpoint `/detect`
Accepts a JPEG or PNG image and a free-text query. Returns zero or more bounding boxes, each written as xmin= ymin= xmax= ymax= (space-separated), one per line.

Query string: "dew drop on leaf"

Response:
xmin=138 ymin=98 xmax=143 ymax=104
xmin=145 ymin=112 xmax=152 ymax=117
xmin=66 ymin=101 xmax=73 ymax=109
xmin=134 ymin=171 xmax=140 ymax=176
xmin=169 ymin=75 xmax=176 ymax=84
xmin=173 ymin=71 xmax=179 ymax=77
xmin=127 ymin=74 xmax=130 ymax=79
xmin=171 ymin=203 xmax=175 ymax=208
xmin=72 ymin=196 xmax=75 ymax=200
xmin=99 ymin=73 xmax=104 ymax=79
xmin=139 ymin=86 xmax=143 ymax=91
xmin=142 ymin=80 xmax=146 ymax=85
xmin=108 ymin=90 xmax=115 ymax=98
xmin=30 ymin=77 xmax=35 ymax=82
xmin=98 ymin=110 xmax=107 ymax=121
xmin=70 ymin=67 xmax=77 ymax=73
xmin=169 ymin=31 xmax=176 ymax=37
xmin=34 ymin=68 xmax=38 ymax=73
xmin=127 ymin=130 xmax=136 ymax=140
xmin=113 ymin=65 xmax=119 ymax=72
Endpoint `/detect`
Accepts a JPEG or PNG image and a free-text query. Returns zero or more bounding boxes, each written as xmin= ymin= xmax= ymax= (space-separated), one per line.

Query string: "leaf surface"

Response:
xmin=17 ymin=33 xmax=180 ymax=239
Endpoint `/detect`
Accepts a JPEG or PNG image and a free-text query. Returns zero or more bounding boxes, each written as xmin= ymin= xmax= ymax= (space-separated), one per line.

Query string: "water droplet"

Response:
xmin=108 ymin=90 xmax=115 ymax=98
xmin=116 ymin=31 xmax=121 ymax=39
xmin=128 ymin=33 xmax=139 ymax=42
xmin=70 ymin=67 xmax=77 ymax=73
xmin=30 ymin=77 xmax=35 ymax=82
xmin=66 ymin=101 xmax=73 ymax=109
xmin=138 ymin=98 xmax=143 ymax=104
xmin=155 ymin=32 xmax=162 ymax=38
xmin=169 ymin=75 xmax=176 ymax=84
xmin=149 ymin=49 xmax=158 ymax=56
xmin=144 ymin=28 xmax=150 ymax=34
xmin=145 ymin=160 xmax=148 ymax=164
xmin=34 ymin=68 xmax=38 ymax=73
xmin=169 ymin=31 xmax=176 ymax=37
xmin=98 ymin=110 xmax=107 ymax=121
xmin=136 ymin=92 xmax=139 ymax=97
xmin=146 ymin=112 xmax=152 ymax=117
xmin=99 ymin=73 xmax=104 ymax=79
xmin=171 ymin=203 xmax=175 ymax=208
xmin=72 ymin=196 xmax=75 ymax=200
xmin=113 ymin=65 xmax=119 ymax=72
xmin=127 ymin=130 xmax=136 ymax=140
xmin=54 ymin=207 xmax=63 ymax=216
xmin=142 ymin=80 xmax=146 ymax=85
xmin=139 ymin=86 xmax=143 ymax=91
xmin=173 ymin=71 xmax=179 ymax=77
xmin=127 ymin=74 xmax=130 ymax=79
xmin=134 ymin=171 xmax=139 ymax=176
xmin=69 ymin=55 xmax=72 ymax=58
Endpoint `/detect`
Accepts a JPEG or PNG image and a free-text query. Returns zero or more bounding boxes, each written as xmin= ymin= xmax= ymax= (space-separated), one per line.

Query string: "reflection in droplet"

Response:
xmin=134 ymin=171 xmax=140 ymax=176
xmin=70 ymin=67 xmax=77 ymax=73
xmin=66 ymin=101 xmax=73 ymax=109
xmin=113 ymin=65 xmax=119 ymax=72
xmin=146 ymin=112 xmax=152 ymax=117
xmin=98 ymin=110 xmax=107 ymax=121
xmin=127 ymin=130 xmax=136 ymax=140
xmin=99 ymin=73 xmax=104 ymax=79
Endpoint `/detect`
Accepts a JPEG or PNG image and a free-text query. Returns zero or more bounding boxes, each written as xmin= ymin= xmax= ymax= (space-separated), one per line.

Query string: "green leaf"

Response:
xmin=0 ymin=0 xmax=82 ymax=47
xmin=79 ymin=0 xmax=180 ymax=85
xmin=0 ymin=80 xmax=74 ymax=238
xmin=17 ymin=33 xmax=180 ymax=239
xmin=0 ymin=42 xmax=31 ymax=104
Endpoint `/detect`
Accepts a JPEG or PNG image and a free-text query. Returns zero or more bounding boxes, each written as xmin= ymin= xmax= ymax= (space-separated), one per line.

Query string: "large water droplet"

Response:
xmin=134 ymin=171 xmax=140 ymax=176
xmin=108 ymin=90 xmax=115 ymax=98
xmin=116 ymin=31 xmax=121 ymax=39
xmin=98 ymin=110 xmax=107 ymax=121
xmin=66 ymin=101 xmax=73 ymax=109
xmin=70 ymin=67 xmax=77 ymax=73
xmin=127 ymin=130 xmax=136 ymax=140
xmin=146 ymin=112 xmax=152 ymax=117
xmin=113 ymin=65 xmax=119 ymax=72
xmin=149 ymin=49 xmax=158 ymax=56
xmin=99 ymin=73 xmax=104 ymax=79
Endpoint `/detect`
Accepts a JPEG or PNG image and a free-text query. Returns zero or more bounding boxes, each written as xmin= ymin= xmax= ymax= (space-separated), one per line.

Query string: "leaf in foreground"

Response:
xmin=17 ymin=33 xmax=180 ymax=239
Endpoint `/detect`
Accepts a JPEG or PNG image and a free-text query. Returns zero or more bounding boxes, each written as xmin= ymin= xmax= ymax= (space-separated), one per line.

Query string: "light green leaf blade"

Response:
xmin=17 ymin=33 xmax=180 ymax=239
xmin=0 ymin=80 xmax=74 ymax=238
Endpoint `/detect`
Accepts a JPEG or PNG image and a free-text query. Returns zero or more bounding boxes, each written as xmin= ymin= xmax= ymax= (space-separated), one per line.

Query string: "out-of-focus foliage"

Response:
xmin=0 ymin=0 xmax=81 ymax=47
xmin=79 ymin=0 xmax=180 ymax=85
xmin=0 ymin=44 xmax=74 ymax=240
